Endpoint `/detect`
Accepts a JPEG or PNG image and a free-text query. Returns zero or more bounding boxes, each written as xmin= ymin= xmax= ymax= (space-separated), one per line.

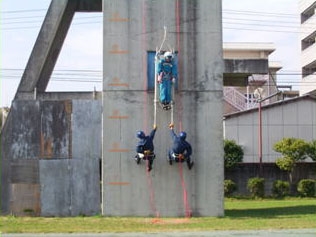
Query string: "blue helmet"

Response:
xmin=137 ymin=131 xmax=145 ymax=139
xmin=179 ymin=131 xmax=186 ymax=140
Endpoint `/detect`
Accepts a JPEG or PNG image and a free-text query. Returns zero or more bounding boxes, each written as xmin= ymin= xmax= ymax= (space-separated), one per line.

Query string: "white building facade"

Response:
xmin=299 ymin=0 xmax=316 ymax=95
xmin=223 ymin=42 xmax=282 ymax=114
xmin=224 ymin=95 xmax=316 ymax=163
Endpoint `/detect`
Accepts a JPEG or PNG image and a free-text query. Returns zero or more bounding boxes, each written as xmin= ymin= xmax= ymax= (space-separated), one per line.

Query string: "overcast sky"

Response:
xmin=0 ymin=0 xmax=301 ymax=107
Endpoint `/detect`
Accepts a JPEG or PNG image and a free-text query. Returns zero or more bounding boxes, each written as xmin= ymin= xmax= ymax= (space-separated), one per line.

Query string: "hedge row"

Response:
xmin=224 ymin=178 xmax=316 ymax=198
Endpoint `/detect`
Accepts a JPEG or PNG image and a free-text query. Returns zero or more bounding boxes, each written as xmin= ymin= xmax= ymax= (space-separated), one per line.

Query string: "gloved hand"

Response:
xmin=157 ymin=74 xmax=162 ymax=83
xmin=153 ymin=124 xmax=157 ymax=130
xmin=169 ymin=123 xmax=174 ymax=129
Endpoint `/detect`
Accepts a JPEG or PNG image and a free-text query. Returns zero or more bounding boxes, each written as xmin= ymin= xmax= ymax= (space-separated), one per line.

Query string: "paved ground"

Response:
xmin=2 ymin=229 xmax=316 ymax=237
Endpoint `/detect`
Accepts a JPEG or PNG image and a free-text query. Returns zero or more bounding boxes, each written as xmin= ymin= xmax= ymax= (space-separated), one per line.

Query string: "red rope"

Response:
xmin=175 ymin=0 xmax=191 ymax=218
xmin=176 ymin=0 xmax=182 ymax=93
xmin=142 ymin=0 xmax=148 ymax=131
xmin=146 ymin=160 xmax=159 ymax=218
xmin=142 ymin=0 xmax=159 ymax=218
xmin=176 ymin=0 xmax=181 ymax=69
xmin=178 ymin=162 xmax=191 ymax=217
xmin=175 ymin=0 xmax=184 ymax=132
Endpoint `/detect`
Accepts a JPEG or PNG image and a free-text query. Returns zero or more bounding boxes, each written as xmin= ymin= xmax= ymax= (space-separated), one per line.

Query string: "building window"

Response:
xmin=244 ymin=93 xmax=256 ymax=103
xmin=147 ymin=51 xmax=178 ymax=91
xmin=147 ymin=51 xmax=156 ymax=91
xmin=302 ymin=66 xmax=316 ymax=78
xmin=301 ymin=32 xmax=316 ymax=50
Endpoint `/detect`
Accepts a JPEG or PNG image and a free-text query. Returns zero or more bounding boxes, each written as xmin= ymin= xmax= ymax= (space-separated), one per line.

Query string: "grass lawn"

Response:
xmin=0 ymin=198 xmax=316 ymax=233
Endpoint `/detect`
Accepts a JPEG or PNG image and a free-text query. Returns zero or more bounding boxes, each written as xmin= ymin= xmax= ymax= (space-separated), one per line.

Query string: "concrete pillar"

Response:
xmin=102 ymin=0 xmax=224 ymax=217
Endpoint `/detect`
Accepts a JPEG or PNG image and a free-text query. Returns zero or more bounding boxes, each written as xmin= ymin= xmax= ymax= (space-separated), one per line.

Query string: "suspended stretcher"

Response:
xmin=154 ymin=26 xmax=176 ymax=126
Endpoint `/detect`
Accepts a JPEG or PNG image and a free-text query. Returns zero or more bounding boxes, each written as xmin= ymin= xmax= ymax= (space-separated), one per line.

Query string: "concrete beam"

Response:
xmin=223 ymin=73 xmax=249 ymax=86
xmin=224 ymin=59 xmax=269 ymax=74
xmin=14 ymin=0 xmax=102 ymax=98
xmin=223 ymin=59 xmax=269 ymax=87
xmin=76 ymin=0 xmax=102 ymax=12
xmin=15 ymin=91 xmax=102 ymax=101
xmin=15 ymin=0 xmax=76 ymax=95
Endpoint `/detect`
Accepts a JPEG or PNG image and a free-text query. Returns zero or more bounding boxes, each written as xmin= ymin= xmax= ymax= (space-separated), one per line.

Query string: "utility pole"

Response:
xmin=257 ymin=91 xmax=282 ymax=177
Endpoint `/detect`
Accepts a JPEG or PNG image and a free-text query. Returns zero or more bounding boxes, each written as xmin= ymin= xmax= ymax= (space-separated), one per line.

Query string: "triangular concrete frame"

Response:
xmin=15 ymin=0 xmax=102 ymax=100
xmin=13 ymin=0 xmax=269 ymax=99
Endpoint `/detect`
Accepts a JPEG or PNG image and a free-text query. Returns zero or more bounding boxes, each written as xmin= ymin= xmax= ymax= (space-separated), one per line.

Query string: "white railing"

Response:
xmin=224 ymin=87 xmax=258 ymax=111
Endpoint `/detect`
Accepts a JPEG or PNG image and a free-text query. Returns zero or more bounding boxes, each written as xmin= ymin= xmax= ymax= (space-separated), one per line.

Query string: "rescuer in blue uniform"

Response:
xmin=168 ymin=124 xmax=194 ymax=170
xmin=134 ymin=125 xmax=157 ymax=172
xmin=157 ymin=51 xmax=177 ymax=109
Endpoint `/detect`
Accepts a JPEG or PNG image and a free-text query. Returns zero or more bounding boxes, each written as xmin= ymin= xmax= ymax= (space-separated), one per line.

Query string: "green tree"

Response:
xmin=224 ymin=139 xmax=243 ymax=169
xmin=306 ymin=140 xmax=316 ymax=161
xmin=273 ymin=137 xmax=310 ymax=183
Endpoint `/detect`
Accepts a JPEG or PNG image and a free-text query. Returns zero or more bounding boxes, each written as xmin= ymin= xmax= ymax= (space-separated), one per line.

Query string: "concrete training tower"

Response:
xmin=102 ymin=0 xmax=224 ymax=217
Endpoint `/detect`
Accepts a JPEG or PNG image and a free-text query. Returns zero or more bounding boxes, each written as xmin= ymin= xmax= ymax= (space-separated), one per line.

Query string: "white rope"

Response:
xmin=157 ymin=26 xmax=167 ymax=53
xmin=154 ymin=27 xmax=168 ymax=126
xmin=171 ymin=81 xmax=175 ymax=125
xmin=169 ymin=47 xmax=176 ymax=125
xmin=154 ymin=50 xmax=158 ymax=126
xmin=154 ymin=27 xmax=176 ymax=126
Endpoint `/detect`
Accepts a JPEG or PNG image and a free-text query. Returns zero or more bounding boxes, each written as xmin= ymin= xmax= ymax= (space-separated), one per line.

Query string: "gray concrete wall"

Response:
xmin=1 ymin=101 xmax=42 ymax=215
xmin=39 ymin=158 xmax=100 ymax=216
xmin=224 ymin=97 xmax=316 ymax=163
xmin=102 ymin=0 xmax=224 ymax=217
xmin=72 ymin=100 xmax=102 ymax=160
xmin=1 ymin=107 xmax=13 ymax=214
xmin=1 ymin=99 xmax=101 ymax=216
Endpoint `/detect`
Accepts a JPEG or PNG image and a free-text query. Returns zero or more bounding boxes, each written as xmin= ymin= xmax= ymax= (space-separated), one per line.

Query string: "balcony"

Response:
xmin=299 ymin=0 xmax=316 ymax=13
xmin=300 ymin=14 xmax=316 ymax=40
xmin=301 ymin=43 xmax=316 ymax=67
xmin=300 ymin=74 xmax=316 ymax=95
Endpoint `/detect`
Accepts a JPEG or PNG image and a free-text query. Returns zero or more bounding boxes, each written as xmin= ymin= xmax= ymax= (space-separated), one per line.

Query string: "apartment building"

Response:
xmin=223 ymin=42 xmax=298 ymax=114
xmin=300 ymin=0 xmax=316 ymax=95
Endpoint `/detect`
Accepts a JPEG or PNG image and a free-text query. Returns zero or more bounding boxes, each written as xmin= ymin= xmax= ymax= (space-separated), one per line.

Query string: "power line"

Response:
xmin=1 ymin=71 xmax=315 ymax=83
xmin=1 ymin=7 xmax=299 ymax=17
xmin=223 ymin=21 xmax=300 ymax=30
xmin=1 ymin=7 xmax=308 ymax=33
xmin=1 ymin=68 xmax=102 ymax=72
xmin=1 ymin=68 xmax=307 ymax=76
xmin=1 ymin=9 xmax=46 ymax=14
xmin=1 ymin=19 xmax=46 ymax=25
xmin=2 ymin=22 xmax=307 ymax=34
xmin=1 ymin=15 xmax=45 ymax=20
xmin=223 ymin=16 xmax=300 ymax=25
xmin=223 ymin=26 xmax=301 ymax=34
xmin=223 ymin=9 xmax=298 ymax=18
